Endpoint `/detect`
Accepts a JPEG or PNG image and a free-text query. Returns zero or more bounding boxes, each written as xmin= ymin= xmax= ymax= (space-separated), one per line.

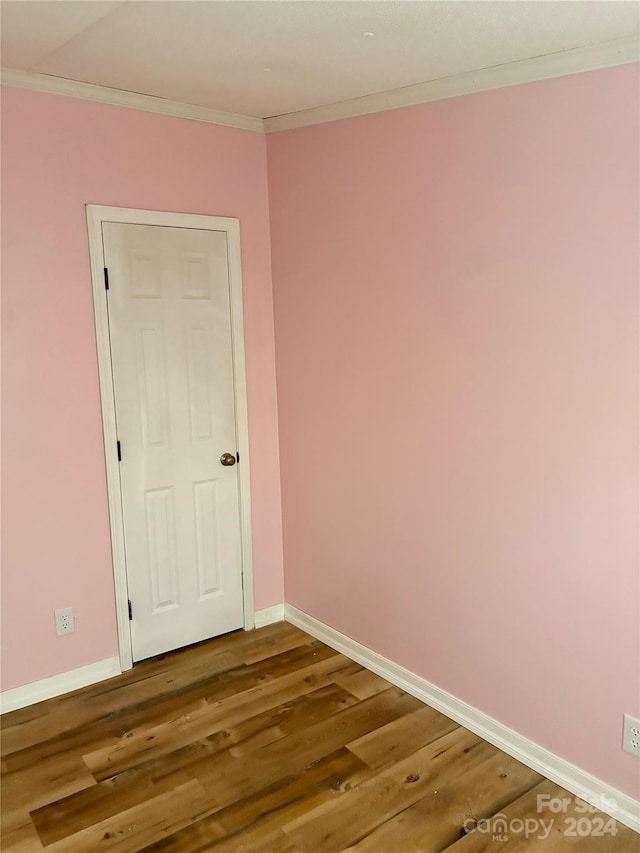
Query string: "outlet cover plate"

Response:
xmin=54 ymin=606 xmax=75 ymax=636
xmin=623 ymin=714 xmax=640 ymax=758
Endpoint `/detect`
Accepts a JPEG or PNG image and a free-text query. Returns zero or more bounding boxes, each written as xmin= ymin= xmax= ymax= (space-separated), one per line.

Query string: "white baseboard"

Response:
xmin=285 ymin=604 xmax=640 ymax=834
xmin=0 ymin=656 xmax=121 ymax=715
xmin=0 ymin=609 xmax=287 ymax=714
xmin=254 ymin=603 xmax=285 ymax=629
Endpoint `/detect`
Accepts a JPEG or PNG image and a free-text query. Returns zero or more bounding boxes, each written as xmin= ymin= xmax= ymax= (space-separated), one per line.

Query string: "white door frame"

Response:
xmin=86 ymin=205 xmax=255 ymax=672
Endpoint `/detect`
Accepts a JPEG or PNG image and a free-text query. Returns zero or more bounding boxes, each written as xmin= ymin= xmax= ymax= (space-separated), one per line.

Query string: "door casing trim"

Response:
xmin=87 ymin=204 xmax=256 ymax=672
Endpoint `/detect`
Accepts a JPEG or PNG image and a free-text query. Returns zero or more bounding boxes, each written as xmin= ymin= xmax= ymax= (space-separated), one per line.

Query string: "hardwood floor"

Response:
xmin=1 ymin=622 xmax=637 ymax=851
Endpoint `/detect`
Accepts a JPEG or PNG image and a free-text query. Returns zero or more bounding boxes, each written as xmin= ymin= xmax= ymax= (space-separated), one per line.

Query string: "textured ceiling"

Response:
xmin=2 ymin=1 xmax=638 ymax=119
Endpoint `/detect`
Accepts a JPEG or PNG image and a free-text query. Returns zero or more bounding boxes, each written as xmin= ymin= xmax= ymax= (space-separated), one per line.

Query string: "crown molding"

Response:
xmin=0 ymin=68 xmax=265 ymax=133
xmin=263 ymin=36 xmax=640 ymax=133
xmin=2 ymin=36 xmax=638 ymax=136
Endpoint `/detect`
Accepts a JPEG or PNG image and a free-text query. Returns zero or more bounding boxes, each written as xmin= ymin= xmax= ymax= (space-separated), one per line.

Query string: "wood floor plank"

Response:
xmin=238 ymin=624 xmax=311 ymax=665
xmin=343 ymin=741 xmax=543 ymax=851
xmin=1 ymin=651 xmax=243 ymax=772
xmin=82 ymin=652 xmax=356 ymax=779
xmin=0 ymin=815 xmax=43 ymax=852
xmin=31 ymin=683 xmax=358 ymax=846
xmin=214 ymin=748 xmax=369 ymax=837
xmin=197 ymin=638 xmax=339 ymax=703
xmin=29 ymin=763 xmax=194 ymax=847
xmin=0 ymin=623 xmax=299 ymax=752
xmin=283 ymin=726 xmax=484 ymax=851
xmin=1 ymin=753 xmax=96 ymax=826
xmin=447 ymin=779 xmax=639 ymax=852
xmin=145 ymin=748 xmax=370 ymax=853
xmin=333 ymin=668 xmax=391 ymax=699
xmin=0 ymin=647 xmax=242 ymax=755
xmin=41 ymin=779 xmax=216 ymax=853
xmin=2 ymin=625 xmax=637 ymax=853
xmin=348 ymin=703 xmax=460 ymax=769
xmin=196 ymin=686 xmax=422 ymax=809
xmin=3 ymin=640 xmax=336 ymax=774
xmin=227 ymin=682 xmax=360 ymax=757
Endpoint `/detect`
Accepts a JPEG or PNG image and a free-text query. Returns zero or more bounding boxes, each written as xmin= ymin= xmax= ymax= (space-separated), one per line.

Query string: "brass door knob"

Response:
xmin=220 ymin=452 xmax=237 ymax=467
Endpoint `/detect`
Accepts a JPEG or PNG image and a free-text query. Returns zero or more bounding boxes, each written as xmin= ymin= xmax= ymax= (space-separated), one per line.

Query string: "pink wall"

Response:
xmin=267 ymin=64 xmax=640 ymax=798
xmin=1 ymin=87 xmax=284 ymax=691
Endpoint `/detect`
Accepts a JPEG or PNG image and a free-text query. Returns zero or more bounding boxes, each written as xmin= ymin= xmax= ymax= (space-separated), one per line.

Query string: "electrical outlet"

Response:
xmin=623 ymin=714 xmax=640 ymax=758
xmin=54 ymin=607 xmax=75 ymax=636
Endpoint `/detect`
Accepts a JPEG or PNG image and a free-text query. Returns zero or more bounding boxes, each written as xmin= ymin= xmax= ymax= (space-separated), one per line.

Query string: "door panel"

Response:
xmin=103 ymin=223 xmax=244 ymax=661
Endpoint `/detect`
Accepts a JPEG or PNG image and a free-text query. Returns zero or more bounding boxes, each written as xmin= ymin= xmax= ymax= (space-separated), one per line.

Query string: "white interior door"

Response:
xmin=102 ymin=222 xmax=244 ymax=661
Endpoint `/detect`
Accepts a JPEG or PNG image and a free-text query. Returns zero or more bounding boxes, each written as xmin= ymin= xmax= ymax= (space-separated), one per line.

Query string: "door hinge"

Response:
xmin=128 ymin=600 xmax=133 ymax=621
xmin=117 ymin=440 xmax=122 ymax=462
xmin=104 ymin=267 xmax=110 ymax=290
